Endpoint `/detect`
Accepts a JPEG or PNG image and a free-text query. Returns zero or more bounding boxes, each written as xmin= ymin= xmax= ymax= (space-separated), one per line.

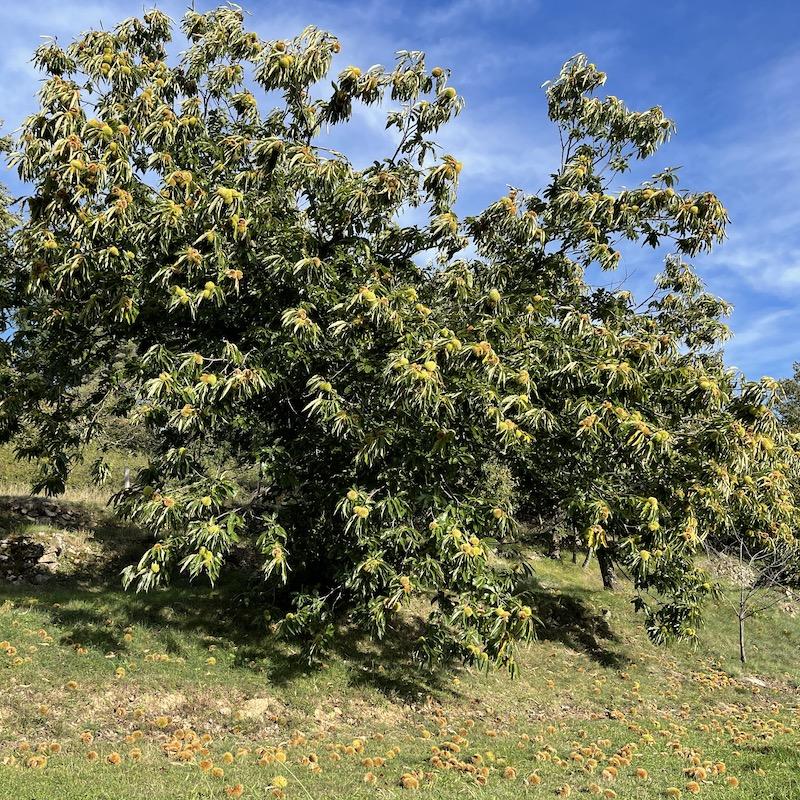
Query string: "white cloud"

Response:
xmin=724 ymin=307 xmax=800 ymax=378
xmin=419 ymin=0 xmax=536 ymax=27
xmin=675 ymin=49 xmax=800 ymax=291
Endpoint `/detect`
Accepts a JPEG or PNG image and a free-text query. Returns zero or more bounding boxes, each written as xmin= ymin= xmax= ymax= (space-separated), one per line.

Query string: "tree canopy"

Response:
xmin=778 ymin=362 xmax=800 ymax=431
xmin=1 ymin=6 xmax=797 ymax=672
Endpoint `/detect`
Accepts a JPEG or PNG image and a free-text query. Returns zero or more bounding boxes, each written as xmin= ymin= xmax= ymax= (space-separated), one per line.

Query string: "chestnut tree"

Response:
xmin=2 ymin=6 xmax=796 ymax=670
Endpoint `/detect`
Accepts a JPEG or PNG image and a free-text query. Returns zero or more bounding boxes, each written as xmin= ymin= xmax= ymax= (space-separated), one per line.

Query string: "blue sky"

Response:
xmin=0 ymin=0 xmax=798 ymax=377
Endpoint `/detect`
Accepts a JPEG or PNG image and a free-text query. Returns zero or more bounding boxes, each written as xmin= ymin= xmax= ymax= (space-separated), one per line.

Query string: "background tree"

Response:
xmin=706 ymin=533 xmax=800 ymax=664
xmin=777 ymin=362 xmax=800 ymax=431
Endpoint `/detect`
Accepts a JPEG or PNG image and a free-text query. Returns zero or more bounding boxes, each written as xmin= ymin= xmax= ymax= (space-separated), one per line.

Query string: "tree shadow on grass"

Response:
xmin=528 ymin=579 xmax=628 ymax=669
xmin=0 ymin=572 xmax=626 ymax=699
xmin=230 ymin=603 xmax=454 ymax=701
xmin=330 ymin=620 xmax=455 ymax=701
xmin=0 ymin=570 xmax=453 ymax=702
xmin=0 ymin=495 xmax=625 ymax=694
xmin=736 ymin=741 xmax=800 ymax=758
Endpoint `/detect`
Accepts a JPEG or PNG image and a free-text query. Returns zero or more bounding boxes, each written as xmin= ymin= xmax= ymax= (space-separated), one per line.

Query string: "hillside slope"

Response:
xmin=0 ymin=493 xmax=798 ymax=799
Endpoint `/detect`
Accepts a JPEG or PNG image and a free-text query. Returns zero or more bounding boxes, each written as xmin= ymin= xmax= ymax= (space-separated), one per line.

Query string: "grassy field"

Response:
xmin=0 ymin=493 xmax=798 ymax=799
xmin=0 ymin=443 xmax=144 ymax=494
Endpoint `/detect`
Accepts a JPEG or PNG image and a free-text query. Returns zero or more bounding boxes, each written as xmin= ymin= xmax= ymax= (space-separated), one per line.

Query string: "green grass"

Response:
xmin=0 ymin=499 xmax=799 ymax=799
xmin=0 ymin=442 xmax=144 ymax=492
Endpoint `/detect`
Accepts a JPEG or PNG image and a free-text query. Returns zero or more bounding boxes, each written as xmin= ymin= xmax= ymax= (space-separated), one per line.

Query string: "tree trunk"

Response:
xmin=256 ymin=462 xmax=265 ymax=496
xmin=547 ymin=529 xmax=561 ymax=561
xmin=738 ymin=613 xmax=747 ymax=664
xmin=581 ymin=548 xmax=593 ymax=569
xmin=597 ymin=547 xmax=616 ymax=590
xmin=738 ymin=561 xmax=747 ymax=664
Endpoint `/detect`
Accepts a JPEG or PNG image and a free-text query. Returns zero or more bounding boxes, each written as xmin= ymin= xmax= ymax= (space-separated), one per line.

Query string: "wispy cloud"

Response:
xmin=725 ymin=307 xmax=800 ymax=377
xmin=674 ymin=48 xmax=800 ymax=373
xmin=419 ymin=0 xmax=537 ymax=27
